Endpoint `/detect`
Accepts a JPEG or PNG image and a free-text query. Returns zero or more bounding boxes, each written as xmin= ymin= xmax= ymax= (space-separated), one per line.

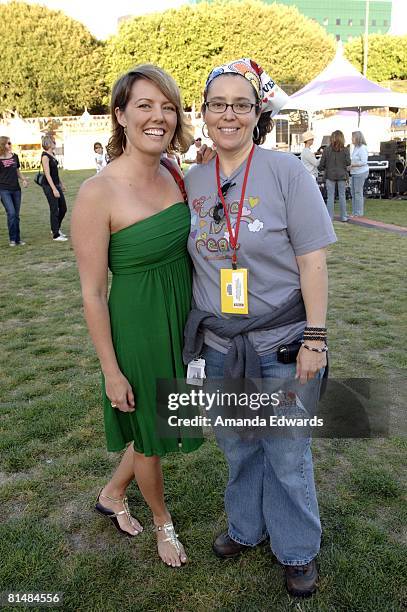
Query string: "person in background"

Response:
xmin=349 ymin=131 xmax=369 ymax=217
xmin=0 ymin=136 xmax=28 ymax=246
xmin=94 ymin=142 xmax=107 ymax=174
xmin=300 ymin=131 xmax=319 ymax=180
xmin=318 ymin=130 xmax=351 ymax=222
xmin=183 ymin=137 xmax=202 ymax=166
xmin=41 ymin=134 xmax=68 ymax=242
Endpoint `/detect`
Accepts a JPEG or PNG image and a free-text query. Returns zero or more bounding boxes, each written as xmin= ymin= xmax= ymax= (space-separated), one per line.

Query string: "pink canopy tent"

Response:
xmin=283 ymin=46 xmax=407 ymax=120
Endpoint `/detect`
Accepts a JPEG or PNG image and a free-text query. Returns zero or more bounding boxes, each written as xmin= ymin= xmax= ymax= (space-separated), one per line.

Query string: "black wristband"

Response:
xmin=301 ymin=342 xmax=328 ymax=353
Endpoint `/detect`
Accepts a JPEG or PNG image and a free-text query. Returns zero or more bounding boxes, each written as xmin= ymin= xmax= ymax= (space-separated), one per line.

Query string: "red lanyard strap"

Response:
xmin=160 ymin=157 xmax=187 ymax=202
xmin=216 ymin=144 xmax=255 ymax=269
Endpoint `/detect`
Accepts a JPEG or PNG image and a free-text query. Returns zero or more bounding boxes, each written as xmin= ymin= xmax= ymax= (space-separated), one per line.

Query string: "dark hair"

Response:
xmin=93 ymin=142 xmax=103 ymax=152
xmin=202 ymin=74 xmax=273 ymax=146
xmin=330 ymin=130 xmax=345 ymax=152
xmin=107 ymin=64 xmax=193 ymax=161
xmin=254 ymin=112 xmax=274 ymax=145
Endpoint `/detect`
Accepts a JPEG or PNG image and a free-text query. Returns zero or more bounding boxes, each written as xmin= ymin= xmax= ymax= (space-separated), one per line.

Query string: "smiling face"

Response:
xmin=203 ymin=74 xmax=259 ymax=155
xmin=115 ymin=78 xmax=178 ymax=156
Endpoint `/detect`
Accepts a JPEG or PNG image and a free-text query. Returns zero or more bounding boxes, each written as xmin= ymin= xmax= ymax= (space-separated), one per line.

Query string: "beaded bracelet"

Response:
xmin=303 ymin=335 xmax=327 ymax=341
xmin=304 ymin=326 xmax=327 ymax=332
xmin=301 ymin=342 xmax=328 ymax=353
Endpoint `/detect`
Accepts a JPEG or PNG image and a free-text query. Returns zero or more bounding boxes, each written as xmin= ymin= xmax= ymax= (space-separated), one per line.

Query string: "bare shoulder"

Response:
xmin=75 ymin=172 xmax=114 ymax=205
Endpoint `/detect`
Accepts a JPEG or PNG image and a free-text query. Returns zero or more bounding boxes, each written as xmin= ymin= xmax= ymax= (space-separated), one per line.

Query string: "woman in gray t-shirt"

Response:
xmin=183 ymin=58 xmax=336 ymax=598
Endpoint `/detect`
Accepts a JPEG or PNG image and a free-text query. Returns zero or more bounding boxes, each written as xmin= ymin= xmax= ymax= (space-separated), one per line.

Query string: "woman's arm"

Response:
xmin=71 ymin=179 xmax=135 ymax=412
xmin=351 ymin=146 xmax=369 ymax=168
xmin=41 ymin=155 xmax=59 ymax=197
xmin=318 ymin=148 xmax=326 ymax=172
xmin=17 ymin=168 xmax=28 ymax=187
xmin=295 ymin=248 xmax=328 ymax=384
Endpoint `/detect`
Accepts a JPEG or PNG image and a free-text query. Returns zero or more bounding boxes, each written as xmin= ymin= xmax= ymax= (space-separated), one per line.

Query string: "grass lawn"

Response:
xmin=363 ymin=198 xmax=407 ymax=227
xmin=0 ymin=171 xmax=406 ymax=611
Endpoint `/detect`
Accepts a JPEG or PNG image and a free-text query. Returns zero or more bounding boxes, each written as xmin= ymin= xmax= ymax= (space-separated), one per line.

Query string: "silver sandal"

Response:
xmin=95 ymin=489 xmax=142 ymax=537
xmin=154 ymin=522 xmax=186 ymax=563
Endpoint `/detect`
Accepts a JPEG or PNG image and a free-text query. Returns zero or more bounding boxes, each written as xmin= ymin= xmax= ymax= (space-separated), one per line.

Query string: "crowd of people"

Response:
xmin=1 ymin=122 xmax=370 ymax=248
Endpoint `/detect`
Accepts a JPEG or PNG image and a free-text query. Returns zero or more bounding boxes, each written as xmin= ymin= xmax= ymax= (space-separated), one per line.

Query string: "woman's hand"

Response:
xmin=105 ymin=371 xmax=136 ymax=412
xmin=52 ymin=187 xmax=60 ymax=198
xmin=22 ymin=178 xmax=29 ymax=188
xmin=295 ymin=343 xmax=327 ymax=384
xmin=196 ymin=144 xmax=217 ymax=165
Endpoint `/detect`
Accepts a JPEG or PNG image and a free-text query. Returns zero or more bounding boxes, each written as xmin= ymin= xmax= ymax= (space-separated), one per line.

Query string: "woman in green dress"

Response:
xmin=72 ymin=65 xmax=202 ymax=568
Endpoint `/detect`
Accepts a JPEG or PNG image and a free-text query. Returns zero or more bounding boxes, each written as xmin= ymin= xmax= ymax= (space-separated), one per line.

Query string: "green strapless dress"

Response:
xmin=102 ymin=202 xmax=203 ymax=456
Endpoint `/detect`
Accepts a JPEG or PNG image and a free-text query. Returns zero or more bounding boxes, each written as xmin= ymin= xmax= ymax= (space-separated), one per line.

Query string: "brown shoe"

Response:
xmin=284 ymin=559 xmax=318 ymax=597
xmin=212 ymin=531 xmax=250 ymax=559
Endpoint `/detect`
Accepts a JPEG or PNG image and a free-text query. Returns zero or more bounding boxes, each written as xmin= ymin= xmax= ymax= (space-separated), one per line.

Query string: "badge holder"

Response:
xmin=220 ymin=268 xmax=248 ymax=315
xmin=187 ymin=358 xmax=206 ymax=386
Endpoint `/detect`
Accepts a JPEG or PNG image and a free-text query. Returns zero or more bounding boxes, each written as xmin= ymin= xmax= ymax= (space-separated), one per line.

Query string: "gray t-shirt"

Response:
xmin=185 ymin=146 xmax=337 ymax=355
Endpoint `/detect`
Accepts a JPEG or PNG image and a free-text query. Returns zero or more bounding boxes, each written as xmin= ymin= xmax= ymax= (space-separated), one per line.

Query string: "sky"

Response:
xmin=1 ymin=0 xmax=406 ymax=39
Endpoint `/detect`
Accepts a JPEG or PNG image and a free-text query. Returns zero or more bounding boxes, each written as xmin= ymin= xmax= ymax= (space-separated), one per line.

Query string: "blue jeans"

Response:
xmin=0 ymin=189 xmax=21 ymax=243
xmin=351 ymin=172 xmax=368 ymax=216
xmin=326 ymin=179 xmax=347 ymax=221
xmin=202 ymin=344 xmax=322 ymax=565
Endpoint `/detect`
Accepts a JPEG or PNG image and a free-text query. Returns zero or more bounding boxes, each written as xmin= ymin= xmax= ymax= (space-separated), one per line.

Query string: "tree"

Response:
xmin=105 ymin=0 xmax=336 ymax=107
xmin=0 ymin=1 xmax=107 ymax=116
xmin=345 ymin=34 xmax=407 ymax=83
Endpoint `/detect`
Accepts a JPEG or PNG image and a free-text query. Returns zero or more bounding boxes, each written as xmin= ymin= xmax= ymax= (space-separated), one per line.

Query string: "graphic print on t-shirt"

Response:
xmin=1 ymin=158 xmax=17 ymax=169
xmin=190 ymin=191 xmax=263 ymax=258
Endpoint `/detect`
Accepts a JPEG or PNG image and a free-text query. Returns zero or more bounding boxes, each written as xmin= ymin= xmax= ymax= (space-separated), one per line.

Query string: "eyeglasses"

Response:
xmin=213 ymin=181 xmax=236 ymax=224
xmin=205 ymin=101 xmax=257 ymax=115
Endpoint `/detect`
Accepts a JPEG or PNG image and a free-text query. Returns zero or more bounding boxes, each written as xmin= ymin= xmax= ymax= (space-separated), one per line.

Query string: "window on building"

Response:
xmin=348 ymin=19 xmax=353 ymax=26
xmin=371 ymin=19 xmax=376 ymax=26
xmin=383 ymin=20 xmax=389 ymax=27
xmin=336 ymin=18 xmax=341 ymax=25
xmin=360 ymin=19 xmax=365 ymax=26
xmin=323 ymin=17 xmax=328 ymax=26
xmin=335 ymin=34 xmax=341 ymax=41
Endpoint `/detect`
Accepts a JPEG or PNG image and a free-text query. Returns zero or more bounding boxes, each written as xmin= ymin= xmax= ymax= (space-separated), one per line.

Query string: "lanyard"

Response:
xmin=215 ymin=144 xmax=255 ymax=269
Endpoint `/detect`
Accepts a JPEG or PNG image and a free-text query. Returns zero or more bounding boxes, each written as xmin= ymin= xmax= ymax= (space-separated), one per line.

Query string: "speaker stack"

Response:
xmin=379 ymin=140 xmax=407 ymax=197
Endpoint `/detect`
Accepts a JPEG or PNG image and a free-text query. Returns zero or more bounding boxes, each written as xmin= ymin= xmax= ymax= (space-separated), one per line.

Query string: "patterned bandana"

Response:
xmin=204 ymin=58 xmax=288 ymax=117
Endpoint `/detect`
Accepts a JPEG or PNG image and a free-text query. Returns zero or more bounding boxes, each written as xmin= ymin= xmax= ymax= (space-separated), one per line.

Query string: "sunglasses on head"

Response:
xmin=213 ymin=181 xmax=236 ymax=224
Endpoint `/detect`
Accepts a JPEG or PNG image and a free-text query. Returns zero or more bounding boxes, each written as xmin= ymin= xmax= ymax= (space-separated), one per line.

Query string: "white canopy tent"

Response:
xmin=283 ymin=46 xmax=407 ymax=117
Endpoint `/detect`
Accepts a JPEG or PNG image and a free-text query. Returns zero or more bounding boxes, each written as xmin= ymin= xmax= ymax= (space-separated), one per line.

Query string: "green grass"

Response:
xmin=0 ymin=172 xmax=406 ymax=611
xmin=363 ymin=198 xmax=407 ymax=227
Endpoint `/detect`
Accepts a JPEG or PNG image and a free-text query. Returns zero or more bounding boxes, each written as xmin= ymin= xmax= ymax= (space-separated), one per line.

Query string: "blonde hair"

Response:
xmin=330 ymin=130 xmax=345 ymax=152
xmin=41 ymin=134 xmax=55 ymax=150
xmin=352 ymin=131 xmax=367 ymax=146
xmin=107 ymin=64 xmax=193 ymax=161
xmin=0 ymin=136 xmax=10 ymax=156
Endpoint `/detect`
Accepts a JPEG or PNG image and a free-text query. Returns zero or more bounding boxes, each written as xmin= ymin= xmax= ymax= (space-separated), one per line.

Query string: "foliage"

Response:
xmin=0 ymin=1 xmax=107 ymax=116
xmin=104 ymin=0 xmax=336 ymax=107
xmin=345 ymin=34 xmax=407 ymax=83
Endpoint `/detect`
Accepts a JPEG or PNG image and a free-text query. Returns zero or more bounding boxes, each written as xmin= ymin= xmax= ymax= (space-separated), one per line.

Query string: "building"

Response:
xmin=189 ymin=0 xmax=393 ymax=41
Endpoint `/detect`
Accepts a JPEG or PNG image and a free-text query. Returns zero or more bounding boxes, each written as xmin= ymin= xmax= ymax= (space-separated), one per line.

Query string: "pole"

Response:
xmin=363 ymin=0 xmax=370 ymax=76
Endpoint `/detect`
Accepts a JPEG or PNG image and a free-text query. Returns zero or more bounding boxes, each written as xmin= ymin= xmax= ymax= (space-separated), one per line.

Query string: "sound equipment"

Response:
xmin=367 ymin=160 xmax=389 ymax=170
xmin=377 ymin=142 xmax=407 ymax=196
xmin=379 ymin=140 xmax=407 ymax=175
